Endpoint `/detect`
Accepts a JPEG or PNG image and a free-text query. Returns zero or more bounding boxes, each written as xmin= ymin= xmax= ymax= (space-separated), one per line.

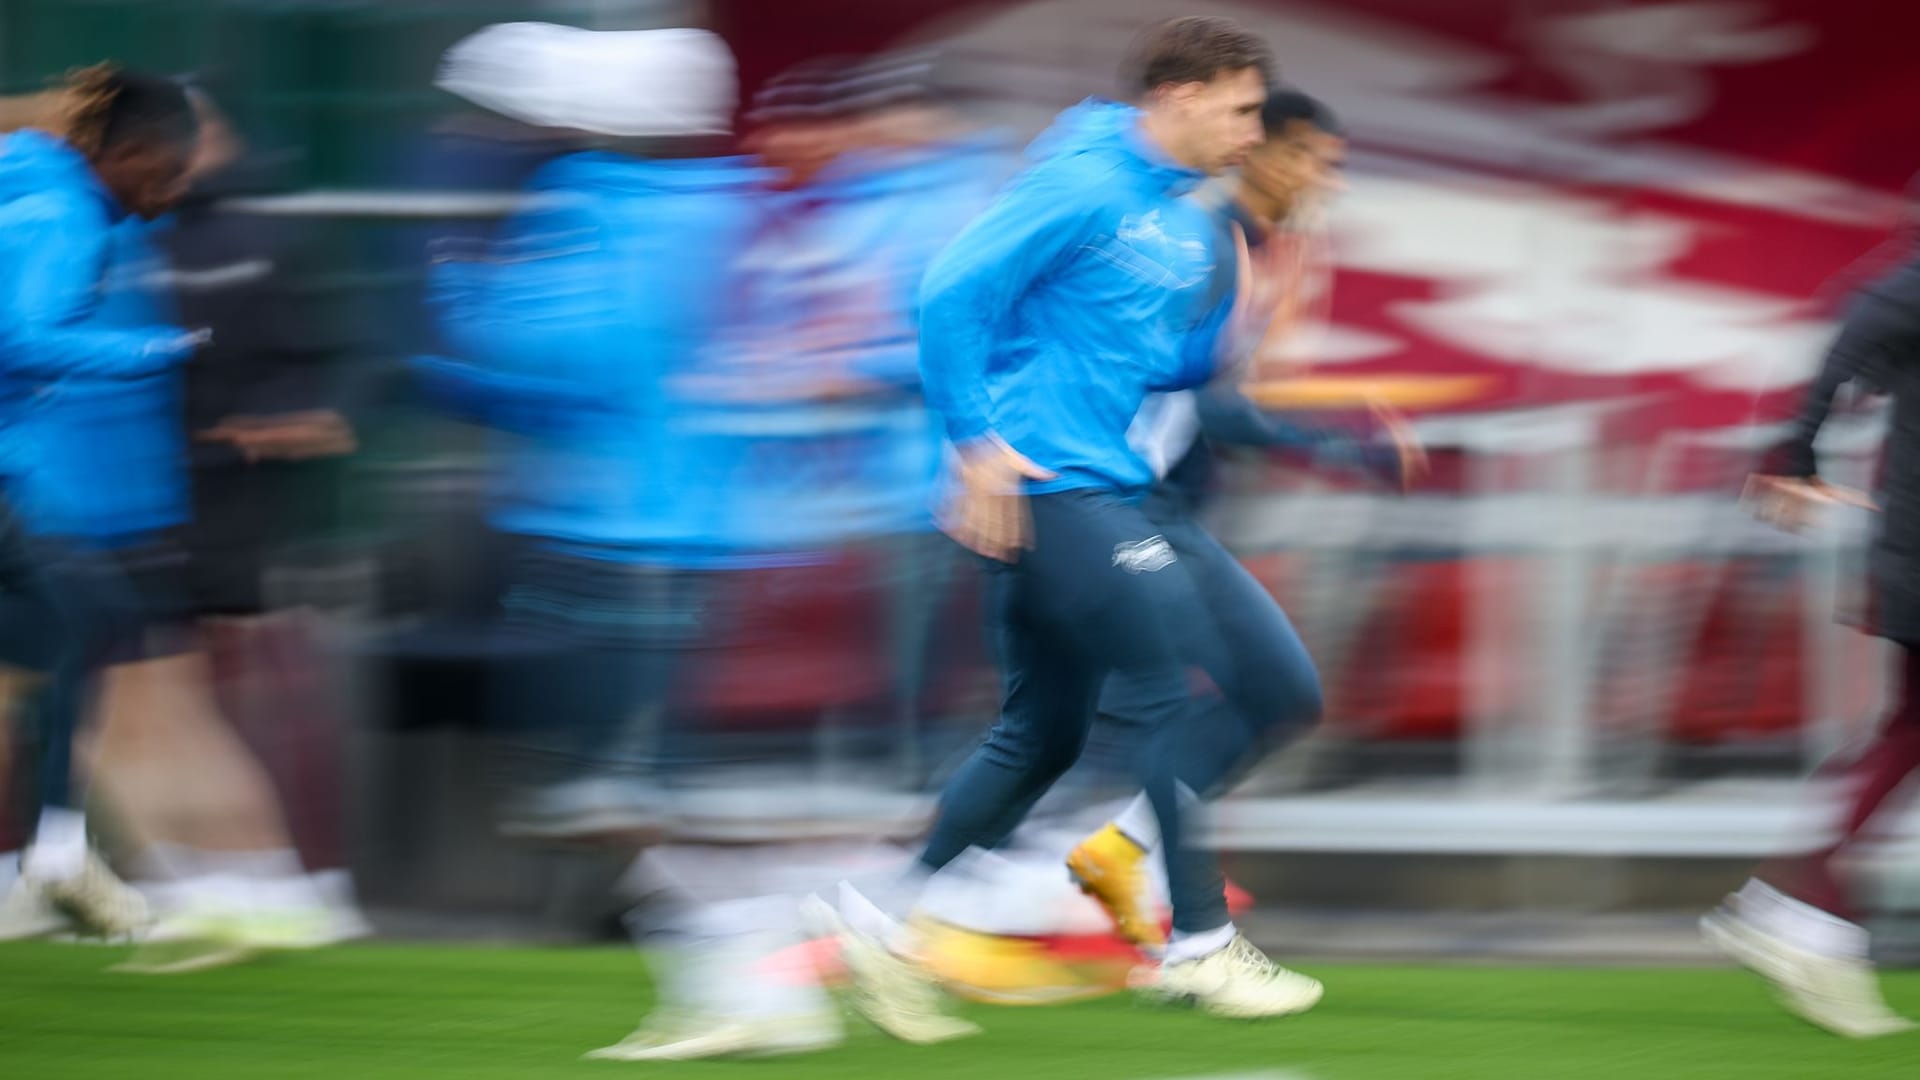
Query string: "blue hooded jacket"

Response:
xmin=0 ymin=130 xmax=197 ymax=544
xmin=918 ymin=100 xmax=1238 ymax=495
xmin=682 ymin=134 xmax=1008 ymax=557
xmin=413 ymin=151 xmax=768 ymax=562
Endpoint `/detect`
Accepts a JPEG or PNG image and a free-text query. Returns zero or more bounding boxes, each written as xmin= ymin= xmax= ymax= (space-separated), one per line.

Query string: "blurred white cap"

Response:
xmin=436 ymin=23 xmax=736 ymax=137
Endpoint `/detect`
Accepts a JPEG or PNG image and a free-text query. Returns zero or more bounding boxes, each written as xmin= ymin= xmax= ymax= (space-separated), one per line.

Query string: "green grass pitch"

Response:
xmin=2 ymin=942 xmax=1915 ymax=1078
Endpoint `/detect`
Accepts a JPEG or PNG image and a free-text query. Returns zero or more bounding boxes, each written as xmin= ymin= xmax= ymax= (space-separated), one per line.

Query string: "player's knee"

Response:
xmin=1246 ymin=669 xmax=1323 ymax=736
xmin=1036 ymin=728 xmax=1090 ymax=777
xmin=980 ymin=722 xmax=1087 ymax=776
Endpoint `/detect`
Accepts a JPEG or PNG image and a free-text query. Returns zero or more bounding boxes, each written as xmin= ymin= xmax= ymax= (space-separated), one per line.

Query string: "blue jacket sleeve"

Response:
xmin=410 ymin=354 xmax=609 ymax=437
xmin=918 ymin=167 xmax=1097 ymax=445
xmin=0 ymin=193 xmax=194 ymax=380
xmin=428 ymin=192 xmax=631 ymax=377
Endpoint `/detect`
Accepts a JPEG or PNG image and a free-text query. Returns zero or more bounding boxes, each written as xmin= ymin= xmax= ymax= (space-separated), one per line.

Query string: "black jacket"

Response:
xmin=1772 ymin=240 xmax=1920 ymax=644
xmin=161 ymin=160 xmax=359 ymax=614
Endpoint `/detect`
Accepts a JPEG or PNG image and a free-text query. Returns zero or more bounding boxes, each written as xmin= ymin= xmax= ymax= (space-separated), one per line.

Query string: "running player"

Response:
xmin=815 ymin=17 xmax=1327 ymax=1040
xmin=1067 ymin=87 xmax=1424 ymax=952
xmin=1701 ymin=185 xmax=1920 ymax=1038
xmin=0 ymin=66 xmax=204 ymax=938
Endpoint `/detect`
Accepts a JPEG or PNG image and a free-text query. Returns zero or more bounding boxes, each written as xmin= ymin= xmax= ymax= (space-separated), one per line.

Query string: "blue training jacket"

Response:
xmin=684 ymin=134 xmax=1008 ymax=557
xmin=0 ymin=130 xmax=197 ymax=545
xmin=413 ymin=151 xmax=769 ymax=563
xmin=918 ymin=99 xmax=1238 ymax=495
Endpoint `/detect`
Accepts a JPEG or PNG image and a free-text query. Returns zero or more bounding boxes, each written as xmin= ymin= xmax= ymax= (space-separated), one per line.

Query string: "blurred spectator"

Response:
xmin=0 ymin=65 xmax=207 ymax=941
xmin=1703 ymin=176 xmax=1920 ymax=1038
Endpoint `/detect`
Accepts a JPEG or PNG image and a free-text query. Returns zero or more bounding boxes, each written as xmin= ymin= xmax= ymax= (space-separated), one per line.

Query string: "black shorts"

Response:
xmin=49 ymin=535 xmax=195 ymax=664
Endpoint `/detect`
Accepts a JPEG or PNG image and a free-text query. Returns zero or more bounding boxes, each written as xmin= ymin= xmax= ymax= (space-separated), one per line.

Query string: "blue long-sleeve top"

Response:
xmin=917 ymin=100 xmax=1239 ymax=495
xmin=0 ymin=130 xmax=199 ymax=544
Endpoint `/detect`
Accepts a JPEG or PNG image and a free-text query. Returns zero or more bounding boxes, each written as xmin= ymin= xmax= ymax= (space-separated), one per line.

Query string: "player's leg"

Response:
xmin=918 ymin=561 xmax=1103 ymax=871
xmin=591 ymin=849 xmax=847 ymax=1062
xmin=1073 ymin=509 xmax=1323 ymax=949
xmin=4 ymin=528 xmax=152 ymax=938
xmin=1090 ymin=509 xmax=1320 ymax=1017
xmin=0 ymin=625 xmax=74 ymax=941
xmin=822 ymin=490 xmax=1164 ymax=1043
xmin=90 ymin=542 xmax=342 ymax=969
xmin=1703 ymin=640 xmax=1920 ymax=1038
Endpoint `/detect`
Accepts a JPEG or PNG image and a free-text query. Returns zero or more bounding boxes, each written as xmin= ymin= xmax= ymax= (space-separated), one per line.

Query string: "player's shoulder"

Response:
xmin=1011 ymin=151 xmax=1134 ymax=218
xmin=0 ymin=186 xmax=107 ymax=233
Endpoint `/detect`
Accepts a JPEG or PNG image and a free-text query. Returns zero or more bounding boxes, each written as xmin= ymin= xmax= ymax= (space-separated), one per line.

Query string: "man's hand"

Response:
xmin=199 ymin=410 xmax=357 ymax=463
xmin=941 ymin=438 xmax=1056 ymax=563
xmin=1743 ymin=474 xmax=1877 ymax=533
xmin=1368 ymin=397 xmax=1429 ymax=492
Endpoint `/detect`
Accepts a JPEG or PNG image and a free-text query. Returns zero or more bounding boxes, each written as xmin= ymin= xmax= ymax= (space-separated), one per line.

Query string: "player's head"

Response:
xmin=63 ymin=65 xmax=198 ymax=219
xmin=747 ymin=49 xmax=960 ymax=186
xmin=745 ymin=55 xmax=862 ymax=187
xmin=1123 ymin=16 xmax=1272 ymax=176
xmin=835 ymin=49 xmax=963 ymax=152
xmin=1240 ymin=86 xmax=1345 ymax=222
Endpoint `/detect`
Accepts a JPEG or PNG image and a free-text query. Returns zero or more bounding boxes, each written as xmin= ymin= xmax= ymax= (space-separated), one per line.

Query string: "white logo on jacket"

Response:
xmin=1105 ymin=209 xmax=1211 ymax=289
xmin=1112 ymin=534 xmax=1177 ymax=574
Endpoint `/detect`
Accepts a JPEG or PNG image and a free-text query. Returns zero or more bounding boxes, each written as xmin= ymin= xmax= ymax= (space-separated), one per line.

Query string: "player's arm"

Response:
xmin=1195 ymin=386 xmax=1419 ymax=490
xmin=420 ymin=198 xmax=623 ymax=433
xmin=0 ymin=194 xmax=199 ymax=381
xmin=918 ymin=170 xmax=1090 ymax=558
xmin=408 ymin=353 xmax=608 ymax=437
xmin=1749 ymin=292 xmax=1917 ymax=529
xmin=427 ymin=209 xmax=609 ymax=375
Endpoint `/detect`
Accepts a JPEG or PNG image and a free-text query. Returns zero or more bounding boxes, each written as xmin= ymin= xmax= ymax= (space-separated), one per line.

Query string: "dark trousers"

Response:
xmin=493 ymin=545 xmax=707 ymax=784
xmin=0 ymin=504 xmax=145 ymax=815
xmin=1098 ymin=490 xmax=1324 ymax=794
xmin=918 ymin=488 xmax=1271 ymax=933
xmin=1769 ymin=641 xmax=1920 ymax=919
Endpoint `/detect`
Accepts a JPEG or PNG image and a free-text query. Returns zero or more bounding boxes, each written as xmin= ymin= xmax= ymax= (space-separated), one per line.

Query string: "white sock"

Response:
xmin=23 ymin=808 xmax=88 ymax=882
xmin=672 ymin=895 xmax=821 ymax=1020
xmin=836 ymin=877 xmax=922 ymax=956
xmin=1164 ymin=921 xmax=1237 ymax=965
xmin=1113 ymin=793 xmax=1159 ymax=851
xmin=1737 ymin=878 xmax=1870 ymax=961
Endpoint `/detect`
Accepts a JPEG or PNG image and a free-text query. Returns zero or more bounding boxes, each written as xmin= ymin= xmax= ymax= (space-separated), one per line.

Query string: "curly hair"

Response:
xmin=1 ymin=63 xmax=193 ymax=158
xmin=53 ymin=63 xmax=126 ymax=154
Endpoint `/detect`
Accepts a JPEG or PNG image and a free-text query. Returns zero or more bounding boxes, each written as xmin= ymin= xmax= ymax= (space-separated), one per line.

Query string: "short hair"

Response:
xmin=1261 ymin=86 xmax=1342 ymax=141
xmin=748 ymin=48 xmax=949 ymax=125
xmin=1122 ymin=16 xmax=1274 ymax=97
xmin=97 ymin=69 xmax=196 ymax=153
